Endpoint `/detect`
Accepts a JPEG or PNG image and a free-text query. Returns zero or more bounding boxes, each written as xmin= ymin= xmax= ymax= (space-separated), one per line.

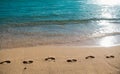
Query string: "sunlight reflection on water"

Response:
xmin=99 ymin=36 xmax=116 ymax=47
xmin=88 ymin=0 xmax=120 ymax=6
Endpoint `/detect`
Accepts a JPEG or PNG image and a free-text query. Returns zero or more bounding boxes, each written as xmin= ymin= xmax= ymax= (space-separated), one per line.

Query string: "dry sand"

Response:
xmin=0 ymin=46 xmax=120 ymax=74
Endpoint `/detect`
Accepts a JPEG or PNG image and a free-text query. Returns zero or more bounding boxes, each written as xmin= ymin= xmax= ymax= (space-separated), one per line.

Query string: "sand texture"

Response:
xmin=0 ymin=46 xmax=120 ymax=74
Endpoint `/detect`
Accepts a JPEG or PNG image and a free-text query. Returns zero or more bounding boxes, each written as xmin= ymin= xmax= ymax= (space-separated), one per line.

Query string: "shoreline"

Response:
xmin=0 ymin=46 xmax=120 ymax=74
xmin=1 ymin=43 xmax=120 ymax=50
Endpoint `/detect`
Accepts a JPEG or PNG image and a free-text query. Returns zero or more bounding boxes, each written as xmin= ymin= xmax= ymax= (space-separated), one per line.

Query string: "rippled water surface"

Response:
xmin=0 ymin=0 xmax=120 ymax=49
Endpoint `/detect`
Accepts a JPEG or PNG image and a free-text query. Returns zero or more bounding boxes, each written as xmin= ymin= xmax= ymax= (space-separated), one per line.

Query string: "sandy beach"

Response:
xmin=1 ymin=0 xmax=120 ymax=74
xmin=0 ymin=46 xmax=120 ymax=74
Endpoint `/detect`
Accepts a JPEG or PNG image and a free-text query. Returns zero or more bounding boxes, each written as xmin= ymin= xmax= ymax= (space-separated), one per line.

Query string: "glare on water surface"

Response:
xmin=99 ymin=36 xmax=117 ymax=47
xmin=90 ymin=0 xmax=120 ymax=6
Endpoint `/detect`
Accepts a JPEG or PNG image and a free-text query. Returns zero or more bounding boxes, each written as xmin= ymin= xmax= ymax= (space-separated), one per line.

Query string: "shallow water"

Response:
xmin=0 ymin=0 xmax=120 ymax=49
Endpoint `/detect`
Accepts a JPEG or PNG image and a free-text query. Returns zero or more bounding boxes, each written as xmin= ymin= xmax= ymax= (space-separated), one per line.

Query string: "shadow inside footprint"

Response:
xmin=72 ymin=59 xmax=77 ymax=62
xmin=0 ymin=60 xmax=11 ymax=64
xmin=66 ymin=59 xmax=77 ymax=63
xmin=45 ymin=57 xmax=55 ymax=62
xmin=23 ymin=60 xmax=33 ymax=64
xmin=24 ymin=67 xmax=27 ymax=70
xmin=66 ymin=60 xmax=72 ymax=62
xmin=85 ymin=56 xmax=95 ymax=59
xmin=106 ymin=55 xmax=115 ymax=59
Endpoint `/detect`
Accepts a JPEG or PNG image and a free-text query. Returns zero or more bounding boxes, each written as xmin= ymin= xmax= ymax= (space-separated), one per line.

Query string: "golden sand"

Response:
xmin=0 ymin=46 xmax=120 ymax=74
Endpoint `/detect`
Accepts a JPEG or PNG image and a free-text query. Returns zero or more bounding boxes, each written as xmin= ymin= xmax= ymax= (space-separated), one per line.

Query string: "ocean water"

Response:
xmin=0 ymin=0 xmax=120 ymax=48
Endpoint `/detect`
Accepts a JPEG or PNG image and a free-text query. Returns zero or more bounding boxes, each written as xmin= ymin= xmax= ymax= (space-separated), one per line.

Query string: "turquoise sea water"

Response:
xmin=0 ymin=0 xmax=120 ymax=48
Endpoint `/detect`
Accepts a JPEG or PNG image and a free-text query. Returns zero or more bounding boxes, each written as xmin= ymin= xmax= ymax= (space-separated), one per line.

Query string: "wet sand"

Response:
xmin=0 ymin=46 xmax=120 ymax=74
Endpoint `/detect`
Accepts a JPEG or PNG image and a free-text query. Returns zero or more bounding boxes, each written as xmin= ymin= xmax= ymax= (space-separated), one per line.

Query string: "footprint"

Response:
xmin=85 ymin=56 xmax=95 ymax=59
xmin=44 ymin=57 xmax=56 ymax=62
xmin=110 ymin=55 xmax=115 ymax=58
xmin=66 ymin=59 xmax=77 ymax=63
xmin=23 ymin=60 xmax=33 ymax=64
xmin=0 ymin=60 xmax=11 ymax=64
xmin=106 ymin=55 xmax=115 ymax=58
